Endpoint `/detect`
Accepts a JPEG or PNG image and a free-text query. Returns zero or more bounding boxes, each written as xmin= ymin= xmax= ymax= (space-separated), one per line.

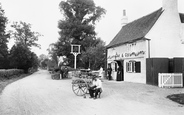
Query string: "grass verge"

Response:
xmin=0 ymin=74 xmax=30 ymax=94
xmin=167 ymin=93 xmax=184 ymax=105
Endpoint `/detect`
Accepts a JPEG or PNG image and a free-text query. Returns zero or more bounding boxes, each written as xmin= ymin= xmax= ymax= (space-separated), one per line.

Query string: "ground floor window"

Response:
xmin=126 ymin=60 xmax=141 ymax=73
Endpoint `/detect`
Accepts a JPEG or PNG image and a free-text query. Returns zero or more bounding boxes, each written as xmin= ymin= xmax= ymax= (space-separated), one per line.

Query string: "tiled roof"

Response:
xmin=107 ymin=8 xmax=163 ymax=48
xmin=179 ymin=13 xmax=184 ymax=23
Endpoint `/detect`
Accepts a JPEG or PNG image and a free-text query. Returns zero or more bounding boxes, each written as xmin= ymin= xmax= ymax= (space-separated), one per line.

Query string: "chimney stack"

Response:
xmin=162 ymin=0 xmax=178 ymax=11
xmin=123 ymin=10 xmax=126 ymax=16
xmin=121 ymin=9 xmax=128 ymax=26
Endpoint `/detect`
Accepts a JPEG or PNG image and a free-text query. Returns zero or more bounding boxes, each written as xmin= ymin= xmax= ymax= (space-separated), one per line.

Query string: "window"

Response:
xmin=126 ymin=61 xmax=141 ymax=73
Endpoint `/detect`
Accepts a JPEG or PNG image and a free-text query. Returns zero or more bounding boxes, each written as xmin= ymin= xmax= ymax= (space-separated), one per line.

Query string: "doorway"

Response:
xmin=116 ymin=60 xmax=124 ymax=81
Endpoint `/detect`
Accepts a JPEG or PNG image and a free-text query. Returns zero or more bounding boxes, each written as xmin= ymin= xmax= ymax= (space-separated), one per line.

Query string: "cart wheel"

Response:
xmin=72 ymin=80 xmax=88 ymax=96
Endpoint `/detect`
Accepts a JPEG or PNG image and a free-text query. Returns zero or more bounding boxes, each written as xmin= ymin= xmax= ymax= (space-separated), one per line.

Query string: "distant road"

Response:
xmin=0 ymin=70 xmax=183 ymax=115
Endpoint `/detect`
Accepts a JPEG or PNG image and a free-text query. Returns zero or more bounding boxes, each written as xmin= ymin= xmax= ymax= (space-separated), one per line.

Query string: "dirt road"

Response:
xmin=0 ymin=70 xmax=183 ymax=115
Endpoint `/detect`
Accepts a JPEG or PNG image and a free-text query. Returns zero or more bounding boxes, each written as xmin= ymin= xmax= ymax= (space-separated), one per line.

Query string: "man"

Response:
xmin=89 ymin=76 xmax=102 ymax=99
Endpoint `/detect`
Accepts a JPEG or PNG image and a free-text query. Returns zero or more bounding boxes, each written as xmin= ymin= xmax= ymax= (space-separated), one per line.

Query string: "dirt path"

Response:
xmin=0 ymin=70 xmax=183 ymax=115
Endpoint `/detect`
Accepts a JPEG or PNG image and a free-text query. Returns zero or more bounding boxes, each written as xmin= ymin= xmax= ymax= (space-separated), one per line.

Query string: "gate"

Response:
xmin=158 ymin=73 xmax=183 ymax=88
xmin=146 ymin=58 xmax=184 ymax=86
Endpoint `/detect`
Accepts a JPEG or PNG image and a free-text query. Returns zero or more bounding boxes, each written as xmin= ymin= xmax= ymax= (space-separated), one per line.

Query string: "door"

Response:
xmin=116 ymin=60 xmax=124 ymax=81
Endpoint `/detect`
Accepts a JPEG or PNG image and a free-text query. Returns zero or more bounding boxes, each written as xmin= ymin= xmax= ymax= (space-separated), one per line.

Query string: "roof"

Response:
xmin=107 ymin=8 xmax=163 ymax=48
xmin=179 ymin=13 xmax=184 ymax=23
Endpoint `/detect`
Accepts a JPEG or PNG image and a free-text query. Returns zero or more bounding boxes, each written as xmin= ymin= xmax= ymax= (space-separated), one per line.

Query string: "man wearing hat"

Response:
xmin=88 ymin=76 xmax=102 ymax=99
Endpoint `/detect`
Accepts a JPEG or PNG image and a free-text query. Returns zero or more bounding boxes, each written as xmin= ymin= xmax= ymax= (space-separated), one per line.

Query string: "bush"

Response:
xmin=9 ymin=44 xmax=39 ymax=73
xmin=0 ymin=69 xmax=24 ymax=79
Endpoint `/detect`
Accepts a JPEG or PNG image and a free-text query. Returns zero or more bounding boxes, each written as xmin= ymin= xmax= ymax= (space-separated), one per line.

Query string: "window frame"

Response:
xmin=126 ymin=60 xmax=141 ymax=73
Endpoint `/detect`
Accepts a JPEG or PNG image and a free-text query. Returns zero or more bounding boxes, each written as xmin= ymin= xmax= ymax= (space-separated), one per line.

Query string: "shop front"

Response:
xmin=107 ymin=40 xmax=148 ymax=83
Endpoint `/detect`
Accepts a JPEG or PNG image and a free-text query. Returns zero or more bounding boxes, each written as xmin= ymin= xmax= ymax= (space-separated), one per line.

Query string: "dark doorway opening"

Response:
xmin=115 ymin=60 xmax=124 ymax=81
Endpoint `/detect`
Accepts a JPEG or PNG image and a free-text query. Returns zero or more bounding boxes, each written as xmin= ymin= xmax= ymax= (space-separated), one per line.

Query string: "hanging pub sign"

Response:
xmin=71 ymin=44 xmax=81 ymax=54
xmin=71 ymin=44 xmax=81 ymax=69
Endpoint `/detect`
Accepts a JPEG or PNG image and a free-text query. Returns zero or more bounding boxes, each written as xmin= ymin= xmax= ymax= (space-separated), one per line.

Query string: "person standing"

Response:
xmin=107 ymin=65 xmax=112 ymax=80
xmin=98 ymin=67 xmax=103 ymax=80
xmin=116 ymin=65 xmax=122 ymax=81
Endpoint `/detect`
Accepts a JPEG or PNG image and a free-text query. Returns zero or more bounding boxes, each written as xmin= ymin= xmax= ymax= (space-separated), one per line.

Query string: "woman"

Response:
xmin=107 ymin=65 xmax=112 ymax=80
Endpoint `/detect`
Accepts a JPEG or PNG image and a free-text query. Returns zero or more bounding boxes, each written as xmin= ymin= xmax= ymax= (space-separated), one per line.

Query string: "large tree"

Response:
xmin=0 ymin=3 xmax=9 ymax=69
xmin=58 ymin=0 xmax=105 ymax=41
xmin=58 ymin=0 xmax=106 ymax=48
xmin=10 ymin=21 xmax=42 ymax=49
xmin=55 ymin=0 xmax=106 ymax=68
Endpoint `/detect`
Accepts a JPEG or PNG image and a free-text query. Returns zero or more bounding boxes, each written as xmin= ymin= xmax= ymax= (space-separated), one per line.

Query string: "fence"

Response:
xmin=158 ymin=73 xmax=183 ymax=88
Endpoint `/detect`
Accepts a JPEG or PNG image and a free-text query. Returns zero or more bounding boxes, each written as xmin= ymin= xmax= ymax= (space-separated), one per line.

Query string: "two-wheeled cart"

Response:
xmin=72 ymin=69 xmax=95 ymax=96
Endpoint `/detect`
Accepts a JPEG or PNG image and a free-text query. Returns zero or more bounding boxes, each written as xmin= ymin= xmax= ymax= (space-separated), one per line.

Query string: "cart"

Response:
xmin=72 ymin=69 xmax=96 ymax=96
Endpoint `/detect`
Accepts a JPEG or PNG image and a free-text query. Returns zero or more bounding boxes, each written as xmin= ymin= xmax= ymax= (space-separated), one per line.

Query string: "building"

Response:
xmin=106 ymin=0 xmax=184 ymax=85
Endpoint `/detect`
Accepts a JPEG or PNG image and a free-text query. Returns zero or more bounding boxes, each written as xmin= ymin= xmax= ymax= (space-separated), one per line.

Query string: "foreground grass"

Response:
xmin=167 ymin=93 xmax=184 ymax=105
xmin=0 ymin=74 xmax=30 ymax=94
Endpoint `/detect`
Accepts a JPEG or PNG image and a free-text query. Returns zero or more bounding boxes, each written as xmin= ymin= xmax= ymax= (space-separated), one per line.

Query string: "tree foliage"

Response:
xmin=58 ymin=0 xmax=106 ymax=42
xmin=0 ymin=3 xmax=9 ymax=69
xmin=38 ymin=54 xmax=47 ymax=67
xmin=54 ymin=0 xmax=106 ymax=69
xmin=10 ymin=21 xmax=42 ymax=49
xmin=47 ymin=43 xmax=59 ymax=66
xmin=40 ymin=58 xmax=49 ymax=69
xmin=0 ymin=3 xmax=40 ymax=71
xmin=9 ymin=43 xmax=39 ymax=73
xmin=80 ymin=38 xmax=106 ymax=70
xmin=38 ymin=54 xmax=47 ymax=62
xmin=58 ymin=0 xmax=106 ymax=51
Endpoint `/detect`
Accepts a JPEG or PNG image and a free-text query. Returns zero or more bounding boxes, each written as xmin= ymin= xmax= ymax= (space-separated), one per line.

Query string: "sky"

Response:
xmin=0 ymin=0 xmax=184 ymax=56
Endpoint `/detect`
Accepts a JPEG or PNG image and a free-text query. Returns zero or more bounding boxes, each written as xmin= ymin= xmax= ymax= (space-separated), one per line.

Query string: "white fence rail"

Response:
xmin=158 ymin=73 xmax=183 ymax=88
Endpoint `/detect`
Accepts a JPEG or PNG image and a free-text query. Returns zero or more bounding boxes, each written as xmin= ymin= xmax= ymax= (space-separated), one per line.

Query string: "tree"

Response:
xmin=9 ymin=43 xmax=38 ymax=73
xmin=0 ymin=3 xmax=9 ymax=69
xmin=30 ymin=52 xmax=39 ymax=70
xmin=10 ymin=21 xmax=42 ymax=49
xmin=58 ymin=0 xmax=106 ymax=49
xmin=55 ymin=0 xmax=106 ymax=68
xmin=38 ymin=54 xmax=47 ymax=67
xmin=80 ymin=38 xmax=106 ymax=70
xmin=38 ymin=54 xmax=47 ymax=62
xmin=40 ymin=58 xmax=49 ymax=69
xmin=47 ymin=43 xmax=59 ymax=66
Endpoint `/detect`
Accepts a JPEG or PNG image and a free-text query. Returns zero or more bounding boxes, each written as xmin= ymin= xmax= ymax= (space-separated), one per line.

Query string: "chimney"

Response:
xmin=162 ymin=0 xmax=178 ymax=11
xmin=121 ymin=9 xmax=128 ymax=26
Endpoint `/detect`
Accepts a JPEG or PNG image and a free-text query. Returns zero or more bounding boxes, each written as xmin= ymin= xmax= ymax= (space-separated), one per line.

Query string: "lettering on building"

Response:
xmin=108 ymin=51 xmax=145 ymax=59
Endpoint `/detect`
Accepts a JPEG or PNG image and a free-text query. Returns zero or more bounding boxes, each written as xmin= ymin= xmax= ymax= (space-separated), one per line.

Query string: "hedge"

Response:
xmin=0 ymin=69 xmax=24 ymax=79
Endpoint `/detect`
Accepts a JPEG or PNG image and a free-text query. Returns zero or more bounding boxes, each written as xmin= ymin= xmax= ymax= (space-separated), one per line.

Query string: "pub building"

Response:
xmin=106 ymin=0 xmax=184 ymax=85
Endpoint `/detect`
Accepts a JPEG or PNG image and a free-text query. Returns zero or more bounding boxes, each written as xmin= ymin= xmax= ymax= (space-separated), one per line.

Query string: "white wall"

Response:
xmin=145 ymin=4 xmax=184 ymax=58
xmin=181 ymin=24 xmax=184 ymax=44
xmin=107 ymin=40 xmax=148 ymax=62
xmin=124 ymin=58 xmax=146 ymax=84
xmin=107 ymin=40 xmax=147 ymax=83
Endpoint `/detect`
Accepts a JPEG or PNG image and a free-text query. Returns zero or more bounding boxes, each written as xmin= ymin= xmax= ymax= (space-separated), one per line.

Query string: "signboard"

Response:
xmin=107 ymin=51 xmax=145 ymax=60
xmin=71 ymin=44 xmax=81 ymax=54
